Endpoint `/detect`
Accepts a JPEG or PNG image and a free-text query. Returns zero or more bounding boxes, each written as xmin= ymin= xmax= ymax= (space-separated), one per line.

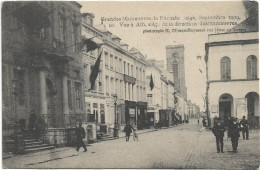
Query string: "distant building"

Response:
xmin=205 ymin=1 xmax=259 ymax=127
xmin=166 ymin=43 xmax=187 ymax=101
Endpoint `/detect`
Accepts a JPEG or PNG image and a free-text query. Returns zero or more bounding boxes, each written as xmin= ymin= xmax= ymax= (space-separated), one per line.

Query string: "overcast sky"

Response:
xmin=78 ymin=1 xmax=247 ymax=111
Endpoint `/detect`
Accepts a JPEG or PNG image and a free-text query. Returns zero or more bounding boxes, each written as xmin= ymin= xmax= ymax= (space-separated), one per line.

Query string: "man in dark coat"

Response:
xmin=75 ymin=122 xmax=87 ymax=152
xmin=229 ymin=118 xmax=240 ymax=152
xmin=240 ymin=116 xmax=249 ymax=140
xmin=212 ymin=119 xmax=225 ymax=153
xmin=124 ymin=122 xmax=134 ymax=142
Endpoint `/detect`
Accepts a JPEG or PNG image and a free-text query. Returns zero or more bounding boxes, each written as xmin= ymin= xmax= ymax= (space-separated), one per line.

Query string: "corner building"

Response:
xmin=2 ymin=2 xmax=84 ymax=146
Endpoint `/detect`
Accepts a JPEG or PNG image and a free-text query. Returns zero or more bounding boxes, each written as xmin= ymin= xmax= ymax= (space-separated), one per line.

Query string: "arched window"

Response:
xmin=247 ymin=55 xmax=257 ymax=79
xmin=220 ymin=57 xmax=231 ymax=80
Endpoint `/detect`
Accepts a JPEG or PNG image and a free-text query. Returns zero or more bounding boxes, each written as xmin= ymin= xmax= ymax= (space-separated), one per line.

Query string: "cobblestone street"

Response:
xmin=3 ymin=120 xmax=260 ymax=169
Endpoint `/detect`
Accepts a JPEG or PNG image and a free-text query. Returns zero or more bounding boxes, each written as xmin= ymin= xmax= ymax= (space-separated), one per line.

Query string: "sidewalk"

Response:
xmin=118 ymin=124 xmax=184 ymax=138
xmin=2 ymin=123 xmax=185 ymax=163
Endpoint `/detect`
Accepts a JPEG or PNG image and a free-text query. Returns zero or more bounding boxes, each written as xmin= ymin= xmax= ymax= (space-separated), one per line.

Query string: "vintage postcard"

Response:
xmin=1 ymin=0 xmax=259 ymax=169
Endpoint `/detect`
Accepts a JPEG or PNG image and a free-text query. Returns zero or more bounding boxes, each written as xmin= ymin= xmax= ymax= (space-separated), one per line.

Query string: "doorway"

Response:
xmin=219 ymin=93 xmax=233 ymax=126
xmin=245 ymin=92 xmax=259 ymax=127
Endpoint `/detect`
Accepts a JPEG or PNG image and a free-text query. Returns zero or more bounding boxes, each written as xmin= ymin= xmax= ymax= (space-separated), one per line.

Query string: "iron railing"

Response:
xmin=42 ymin=114 xmax=85 ymax=128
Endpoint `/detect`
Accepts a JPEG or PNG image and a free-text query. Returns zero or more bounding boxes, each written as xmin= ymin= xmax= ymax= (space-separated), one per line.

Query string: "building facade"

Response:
xmin=2 ymin=1 xmax=84 ymax=146
xmin=205 ymin=11 xmax=259 ymax=127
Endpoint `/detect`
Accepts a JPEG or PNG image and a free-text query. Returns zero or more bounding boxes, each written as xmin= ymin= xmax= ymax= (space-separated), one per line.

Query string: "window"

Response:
xmin=2 ymin=66 xmax=8 ymax=106
xmin=72 ymin=24 xmax=77 ymax=52
xmin=93 ymin=103 xmax=98 ymax=122
xmin=75 ymin=82 xmax=82 ymax=110
xmin=110 ymin=55 xmax=114 ymax=70
xmin=247 ymin=55 xmax=257 ymax=79
xmin=74 ymin=70 xmax=80 ymax=79
xmin=39 ymin=28 xmax=45 ymax=39
xmin=9 ymin=16 xmax=17 ymax=29
xmin=86 ymin=102 xmax=94 ymax=122
xmin=105 ymin=52 xmax=109 ymax=68
xmin=58 ymin=14 xmax=66 ymax=42
xmin=106 ymin=76 xmax=109 ymax=96
xmin=13 ymin=68 xmax=25 ymax=105
xmin=220 ymin=57 xmax=231 ymax=80
xmin=100 ymin=104 xmax=105 ymax=124
xmin=67 ymin=80 xmax=72 ymax=109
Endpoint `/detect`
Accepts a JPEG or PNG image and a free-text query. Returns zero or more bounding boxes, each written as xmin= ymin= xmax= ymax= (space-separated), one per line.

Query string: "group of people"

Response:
xmin=75 ymin=121 xmax=137 ymax=152
xmin=212 ymin=116 xmax=249 ymax=153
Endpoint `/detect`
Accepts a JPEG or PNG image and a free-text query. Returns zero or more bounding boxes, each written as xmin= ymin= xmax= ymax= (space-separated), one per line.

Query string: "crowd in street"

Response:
xmin=211 ymin=116 xmax=250 ymax=153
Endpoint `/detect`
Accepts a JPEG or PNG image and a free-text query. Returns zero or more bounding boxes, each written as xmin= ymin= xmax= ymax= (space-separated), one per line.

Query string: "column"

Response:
xmin=126 ymin=83 xmax=129 ymax=100
xmin=62 ymin=75 xmax=69 ymax=115
xmin=129 ymin=84 xmax=132 ymax=100
xmin=39 ymin=70 xmax=47 ymax=115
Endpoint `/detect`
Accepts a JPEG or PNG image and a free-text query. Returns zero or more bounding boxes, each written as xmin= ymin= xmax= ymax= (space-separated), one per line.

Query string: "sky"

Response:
xmin=78 ymin=1 xmax=247 ymax=111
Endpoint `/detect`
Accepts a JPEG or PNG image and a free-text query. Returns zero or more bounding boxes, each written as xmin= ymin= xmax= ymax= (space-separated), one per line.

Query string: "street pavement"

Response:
xmin=2 ymin=119 xmax=260 ymax=169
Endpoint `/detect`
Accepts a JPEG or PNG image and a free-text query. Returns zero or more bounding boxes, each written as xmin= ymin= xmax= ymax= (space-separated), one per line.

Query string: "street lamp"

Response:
xmin=112 ymin=94 xmax=118 ymax=138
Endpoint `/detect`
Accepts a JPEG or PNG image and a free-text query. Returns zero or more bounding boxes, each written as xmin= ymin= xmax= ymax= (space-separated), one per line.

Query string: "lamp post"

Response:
xmin=112 ymin=94 xmax=118 ymax=138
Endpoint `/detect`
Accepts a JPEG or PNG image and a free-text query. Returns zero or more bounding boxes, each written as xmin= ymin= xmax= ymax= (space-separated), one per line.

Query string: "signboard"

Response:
xmin=236 ymin=98 xmax=248 ymax=120
xmin=211 ymin=105 xmax=219 ymax=117
xmin=129 ymin=108 xmax=135 ymax=115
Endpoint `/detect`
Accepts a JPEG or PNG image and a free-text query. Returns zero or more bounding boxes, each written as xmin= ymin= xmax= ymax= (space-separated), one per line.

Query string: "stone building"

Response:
xmin=166 ymin=43 xmax=187 ymax=101
xmin=2 ymin=1 xmax=84 ymax=147
xmin=205 ymin=2 xmax=259 ymax=127
xmin=146 ymin=59 xmax=177 ymax=127
xmin=81 ymin=13 xmax=105 ymax=142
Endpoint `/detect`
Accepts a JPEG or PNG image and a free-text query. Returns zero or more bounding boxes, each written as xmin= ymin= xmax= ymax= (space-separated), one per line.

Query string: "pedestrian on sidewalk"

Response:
xmin=198 ymin=118 xmax=199 ymax=124
xmin=124 ymin=121 xmax=134 ymax=142
xmin=229 ymin=118 xmax=240 ymax=152
xmin=75 ymin=122 xmax=87 ymax=152
xmin=240 ymin=116 xmax=249 ymax=140
xmin=212 ymin=118 xmax=225 ymax=153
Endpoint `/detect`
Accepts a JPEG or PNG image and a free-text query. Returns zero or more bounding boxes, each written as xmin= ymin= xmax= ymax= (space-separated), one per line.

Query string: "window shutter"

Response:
xmin=247 ymin=60 xmax=251 ymax=79
xmin=252 ymin=59 xmax=257 ymax=78
xmin=221 ymin=62 xmax=225 ymax=79
xmin=227 ymin=60 xmax=231 ymax=79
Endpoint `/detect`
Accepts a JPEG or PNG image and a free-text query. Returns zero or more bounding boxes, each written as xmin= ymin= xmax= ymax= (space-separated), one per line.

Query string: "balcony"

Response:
xmin=124 ymin=74 xmax=136 ymax=84
xmin=28 ymin=35 xmax=74 ymax=62
xmin=43 ymin=114 xmax=84 ymax=128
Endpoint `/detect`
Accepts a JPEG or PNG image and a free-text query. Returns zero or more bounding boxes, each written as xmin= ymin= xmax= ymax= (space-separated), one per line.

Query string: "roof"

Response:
xmin=231 ymin=17 xmax=259 ymax=32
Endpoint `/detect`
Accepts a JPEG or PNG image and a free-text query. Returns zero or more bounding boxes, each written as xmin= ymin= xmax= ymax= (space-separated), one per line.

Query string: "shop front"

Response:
xmin=159 ymin=109 xmax=169 ymax=127
xmin=147 ymin=106 xmax=155 ymax=128
xmin=125 ymin=100 xmax=136 ymax=126
xmin=137 ymin=101 xmax=148 ymax=130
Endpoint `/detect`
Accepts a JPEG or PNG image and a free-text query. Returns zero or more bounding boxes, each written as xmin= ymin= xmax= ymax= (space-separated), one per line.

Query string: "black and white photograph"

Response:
xmin=1 ymin=0 xmax=259 ymax=169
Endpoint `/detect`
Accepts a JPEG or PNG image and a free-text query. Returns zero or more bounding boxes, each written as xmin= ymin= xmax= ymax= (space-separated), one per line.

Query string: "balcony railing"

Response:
xmin=28 ymin=35 xmax=67 ymax=57
xmin=43 ymin=114 xmax=85 ymax=128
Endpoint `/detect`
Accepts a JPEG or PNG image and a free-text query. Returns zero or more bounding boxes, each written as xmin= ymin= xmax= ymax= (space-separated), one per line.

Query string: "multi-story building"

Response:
xmin=2 ymin=2 xmax=84 ymax=147
xmin=81 ymin=13 xmax=106 ymax=142
xmin=166 ymin=43 xmax=187 ymax=101
xmin=205 ymin=2 xmax=259 ymax=127
xmin=81 ymin=14 xmax=148 ymax=136
xmin=129 ymin=48 xmax=148 ymax=130
xmin=146 ymin=59 xmax=178 ymax=127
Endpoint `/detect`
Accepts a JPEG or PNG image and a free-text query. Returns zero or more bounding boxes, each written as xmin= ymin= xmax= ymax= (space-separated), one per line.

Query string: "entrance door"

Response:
xmin=219 ymin=101 xmax=231 ymax=126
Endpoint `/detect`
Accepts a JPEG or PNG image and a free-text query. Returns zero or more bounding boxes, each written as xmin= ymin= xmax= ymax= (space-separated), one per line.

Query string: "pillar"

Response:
xmin=62 ymin=75 xmax=69 ymax=115
xmin=39 ymin=70 xmax=47 ymax=115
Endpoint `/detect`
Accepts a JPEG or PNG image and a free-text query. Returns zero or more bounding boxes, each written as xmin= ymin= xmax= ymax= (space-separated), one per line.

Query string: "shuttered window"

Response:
xmin=247 ymin=55 xmax=257 ymax=79
xmin=220 ymin=57 xmax=231 ymax=80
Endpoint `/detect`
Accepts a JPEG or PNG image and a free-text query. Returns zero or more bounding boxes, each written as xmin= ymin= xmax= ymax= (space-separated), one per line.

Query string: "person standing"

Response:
xmin=124 ymin=122 xmax=134 ymax=142
xmin=198 ymin=118 xmax=200 ymax=124
xmin=240 ymin=116 xmax=249 ymax=140
xmin=212 ymin=119 xmax=225 ymax=153
xmin=229 ymin=118 xmax=240 ymax=152
xmin=75 ymin=122 xmax=87 ymax=152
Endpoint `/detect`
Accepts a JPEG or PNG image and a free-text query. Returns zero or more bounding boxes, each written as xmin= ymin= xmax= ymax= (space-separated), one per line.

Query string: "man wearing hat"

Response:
xmin=240 ymin=116 xmax=249 ymax=140
xmin=212 ymin=118 xmax=225 ymax=153
xmin=229 ymin=118 xmax=240 ymax=152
